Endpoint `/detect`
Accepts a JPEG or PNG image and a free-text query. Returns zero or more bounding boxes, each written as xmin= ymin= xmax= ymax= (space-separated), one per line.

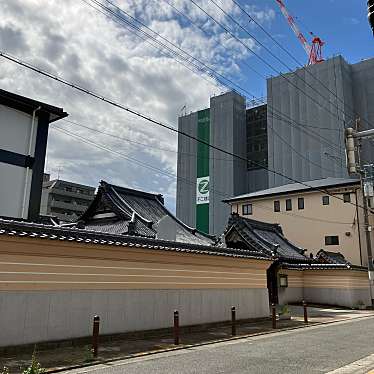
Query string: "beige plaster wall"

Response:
xmin=231 ymin=187 xmax=373 ymax=266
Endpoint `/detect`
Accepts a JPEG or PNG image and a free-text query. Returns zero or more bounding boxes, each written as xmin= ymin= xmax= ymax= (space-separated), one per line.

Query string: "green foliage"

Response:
xmin=22 ymin=349 xmax=45 ymax=374
xmin=1 ymin=366 xmax=10 ymax=374
xmin=83 ymin=346 xmax=95 ymax=363
xmin=279 ymin=304 xmax=290 ymax=315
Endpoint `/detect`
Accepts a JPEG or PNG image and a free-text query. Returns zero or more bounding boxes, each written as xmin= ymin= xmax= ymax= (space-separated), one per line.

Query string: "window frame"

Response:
xmin=274 ymin=200 xmax=280 ymax=212
xmin=242 ymin=204 xmax=253 ymax=216
xmin=285 ymin=199 xmax=292 ymax=211
xmin=325 ymin=235 xmax=339 ymax=246
xmin=343 ymin=193 xmax=351 ymax=203
xmin=322 ymin=195 xmax=330 ymax=205
xmin=279 ymin=274 xmax=288 ymax=288
xmin=298 ymin=197 xmax=304 ymax=210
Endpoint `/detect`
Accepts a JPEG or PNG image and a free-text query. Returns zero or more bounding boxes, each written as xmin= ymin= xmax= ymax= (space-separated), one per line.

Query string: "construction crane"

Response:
xmin=275 ymin=0 xmax=324 ymax=65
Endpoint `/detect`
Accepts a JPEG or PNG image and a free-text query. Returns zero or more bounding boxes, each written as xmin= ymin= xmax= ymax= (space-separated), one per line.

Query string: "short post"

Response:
xmin=303 ymin=300 xmax=308 ymax=324
xmin=271 ymin=303 xmax=277 ymax=329
xmin=231 ymin=306 xmax=236 ymax=336
xmin=174 ymin=310 xmax=179 ymax=345
xmin=92 ymin=315 xmax=100 ymax=358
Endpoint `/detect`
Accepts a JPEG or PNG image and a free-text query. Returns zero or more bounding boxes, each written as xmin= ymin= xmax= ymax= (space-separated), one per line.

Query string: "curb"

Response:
xmin=45 ymin=314 xmax=374 ymax=373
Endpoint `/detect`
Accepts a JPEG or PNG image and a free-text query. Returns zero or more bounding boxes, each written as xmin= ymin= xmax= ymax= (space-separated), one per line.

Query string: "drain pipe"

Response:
xmin=21 ymin=106 xmax=41 ymax=219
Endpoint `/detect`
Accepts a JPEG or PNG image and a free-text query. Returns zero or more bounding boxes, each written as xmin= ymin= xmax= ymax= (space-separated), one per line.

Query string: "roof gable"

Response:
xmin=224 ymin=214 xmax=307 ymax=261
xmin=78 ymin=181 xmax=215 ymax=245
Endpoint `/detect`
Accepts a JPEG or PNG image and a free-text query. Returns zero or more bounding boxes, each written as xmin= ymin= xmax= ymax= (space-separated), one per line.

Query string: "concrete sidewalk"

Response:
xmin=0 ymin=306 xmax=372 ymax=374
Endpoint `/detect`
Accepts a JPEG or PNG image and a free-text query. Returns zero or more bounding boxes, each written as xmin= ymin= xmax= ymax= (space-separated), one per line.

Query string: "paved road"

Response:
xmin=64 ymin=317 xmax=374 ymax=374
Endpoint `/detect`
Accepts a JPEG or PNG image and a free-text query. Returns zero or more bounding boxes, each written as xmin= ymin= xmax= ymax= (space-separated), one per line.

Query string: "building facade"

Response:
xmin=267 ymin=55 xmax=374 ymax=188
xmin=40 ymin=179 xmax=95 ymax=222
xmin=0 ymin=89 xmax=67 ymax=221
xmin=224 ymin=178 xmax=374 ymax=267
xmin=176 ymin=56 xmax=374 ymax=235
xmin=176 ymin=91 xmax=248 ymax=235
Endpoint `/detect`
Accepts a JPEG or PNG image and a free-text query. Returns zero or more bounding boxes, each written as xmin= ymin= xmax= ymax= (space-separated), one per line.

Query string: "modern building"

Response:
xmin=0 ymin=89 xmax=67 ymax=221
xmin=224 ymin=177 xmax=374 ymax=268
xmin=176 ymin=56 xmax=374 ymax=235
xmin=267 ymin=55 xmax=374 ymax=188
xmin=40 ymin=178 xmax=95 ymax=222
xmin=176 ymin=91 xmax=248 ymax=236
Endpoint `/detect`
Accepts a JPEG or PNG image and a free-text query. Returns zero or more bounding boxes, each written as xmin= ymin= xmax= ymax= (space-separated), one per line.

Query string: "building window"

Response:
xmin=279 ymin=274 xmax=288 ymax=288
xmin=286 ymin=199 xmax=292 ymax=211
xmin=242 ymin=204 xmax=253 ymax=216
xmin=274 ymin=200 xmax=280 ymax=212
xmin=322 ymin=196 xmax=330 ymax=205
xmin=343 ymin=193 xmax=351 ymax=203
xmin=325 ymin=236 xmax=339 ymax=245
xmin=65 ymin=186 xmax=73 ymax=192
xmin=298 ymin=197 xmax=304 ymax=210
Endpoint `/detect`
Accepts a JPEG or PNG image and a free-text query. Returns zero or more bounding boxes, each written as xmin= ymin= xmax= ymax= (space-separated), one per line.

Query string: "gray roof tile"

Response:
xmin=224 ymin=177 xmax=360 ymax=202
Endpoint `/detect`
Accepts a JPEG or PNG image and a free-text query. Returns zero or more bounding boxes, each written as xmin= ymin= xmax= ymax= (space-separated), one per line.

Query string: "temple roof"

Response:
xmin=223 ymin=213 xmax=308 ymax=261
xmin=222 ymin=214 xmax=367 ymax=271
xmin=76 ymin=181 xmax=216 ymax=246
xmin=0 ymin=217 xmax=270 ymax=261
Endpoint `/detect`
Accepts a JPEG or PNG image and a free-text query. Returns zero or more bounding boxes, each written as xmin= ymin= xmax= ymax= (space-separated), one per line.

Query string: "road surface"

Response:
xmin=62 ymin=316 xmax=374 ymax=374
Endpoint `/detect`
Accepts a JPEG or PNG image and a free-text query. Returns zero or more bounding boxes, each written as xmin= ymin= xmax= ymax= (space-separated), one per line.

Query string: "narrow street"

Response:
xmin=62 ymin=316 xmax=374 ymax=374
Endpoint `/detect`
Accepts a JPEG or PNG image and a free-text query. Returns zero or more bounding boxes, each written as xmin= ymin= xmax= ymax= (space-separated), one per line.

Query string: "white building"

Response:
xmin=0 ymin=89 xmax=67 ymax=221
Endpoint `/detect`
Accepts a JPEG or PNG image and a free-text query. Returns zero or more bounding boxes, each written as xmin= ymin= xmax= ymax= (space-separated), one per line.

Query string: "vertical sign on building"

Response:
xmin=196 ymin=109 xmax=210 ymax=233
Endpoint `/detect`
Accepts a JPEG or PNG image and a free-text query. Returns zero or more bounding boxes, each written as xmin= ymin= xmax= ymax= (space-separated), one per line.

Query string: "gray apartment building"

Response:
xmin=267 ymin=55 xmax=374 ymax=187
xmin=176 ymin=92 xmax=248 ymax=236
xmin=176 ymin=55 xmax=374 ymax=235
xmin=40 ymin=177 xmax=95 ymax=222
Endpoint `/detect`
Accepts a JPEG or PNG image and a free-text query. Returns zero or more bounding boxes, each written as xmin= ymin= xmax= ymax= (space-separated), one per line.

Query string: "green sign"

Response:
xmin=196 ymin=109 xmax=210 ymax=234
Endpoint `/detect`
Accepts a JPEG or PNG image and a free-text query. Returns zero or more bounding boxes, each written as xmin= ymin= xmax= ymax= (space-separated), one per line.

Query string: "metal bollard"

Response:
xmin=303 ymin=300 xmax=308 ymax=324
xmin=92 ymin=315 xmax=100 ymax=358
xmin=231 ymin=306 xmax=236 ymax=336
xmin=174 ymin=310 xmax=180 ymax=345
xmin=271 ymin=303 xmax=277 ymax=329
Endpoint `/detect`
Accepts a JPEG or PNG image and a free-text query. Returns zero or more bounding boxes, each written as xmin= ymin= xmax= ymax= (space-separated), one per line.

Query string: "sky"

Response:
xmin=0 ymin=0 xmax=372 ymax=212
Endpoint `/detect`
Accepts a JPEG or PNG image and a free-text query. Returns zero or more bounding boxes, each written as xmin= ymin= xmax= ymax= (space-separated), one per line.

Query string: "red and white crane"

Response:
xmin=275 ymin=0 xmax=324 ymax=65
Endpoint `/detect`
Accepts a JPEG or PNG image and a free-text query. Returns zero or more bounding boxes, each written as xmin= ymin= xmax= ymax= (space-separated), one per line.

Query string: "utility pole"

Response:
xmin=369 ymin=0 xmax=374 ymax=36
xmin=345 ymin=122 xmax=374 ymax=299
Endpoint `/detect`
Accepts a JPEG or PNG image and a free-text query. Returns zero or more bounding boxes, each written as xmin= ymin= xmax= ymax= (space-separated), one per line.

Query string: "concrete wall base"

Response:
xmin=0 ymin=288 xmax=269 ymax=347
xmin=278 ymin=287 xmax=303 ymax=305
xmin=304 ymin=288 xmax=371 ymax=308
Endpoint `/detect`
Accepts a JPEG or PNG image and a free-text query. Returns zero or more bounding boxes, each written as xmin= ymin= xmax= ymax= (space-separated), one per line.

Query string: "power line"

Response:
xmin=60 ymin=116 xmax=341 ymax=175
xmin=201 ymin=0 xmax=352 ymax=132
xmin=160 ymin=0 xmax=265 ymax=81
xmin=160 ymin=0 xmax=341 ymax=133
xmin=84 ymin=0 xmax=346 ymax=157
xmin=233 ymin=0 xmax=372 ymax=131
xmin=80 ymin=0 xmax=222 ymax=92
xmin=59 ymin=118 xmax=243 ymax=162
xmin=0 ymin=50 xmax=366 ymax=212
xmin=52 ymin=125 xmax=357 ymax=226
xmin=85 ymin=0 xmax=261 ymax=102
xmin=269 ymin=126 xmax=339 ymax=175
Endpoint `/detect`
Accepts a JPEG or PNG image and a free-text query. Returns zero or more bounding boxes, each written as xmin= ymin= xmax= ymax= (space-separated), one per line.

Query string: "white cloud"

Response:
xmin=0 ymin=0 xmax=272 ymax=212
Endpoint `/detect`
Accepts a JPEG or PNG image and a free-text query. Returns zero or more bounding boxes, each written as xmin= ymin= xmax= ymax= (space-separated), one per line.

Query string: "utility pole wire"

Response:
xmin=84 ymin=0 xmax=346 ymax=156
xmin=229 ymin=0 xmax=372 ymax=131
xmin=0 ymin=50 xmax=367 ymax=212
xmin=202 ymin=0 xmax=348 ymax=130
xmin=53 ymin=125 xmax=357 ymax=226
xmin=160 ymin=0 xmax=341 ymax=133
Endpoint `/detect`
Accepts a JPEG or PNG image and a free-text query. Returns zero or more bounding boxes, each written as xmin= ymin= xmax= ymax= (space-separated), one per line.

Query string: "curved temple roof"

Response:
xmin=78 ymin=181 xmax=216 ymax=246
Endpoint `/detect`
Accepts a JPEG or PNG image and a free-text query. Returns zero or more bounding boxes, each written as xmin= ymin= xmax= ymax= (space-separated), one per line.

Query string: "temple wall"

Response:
xmin=0 ymin=236 xmax=270 ymax=347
